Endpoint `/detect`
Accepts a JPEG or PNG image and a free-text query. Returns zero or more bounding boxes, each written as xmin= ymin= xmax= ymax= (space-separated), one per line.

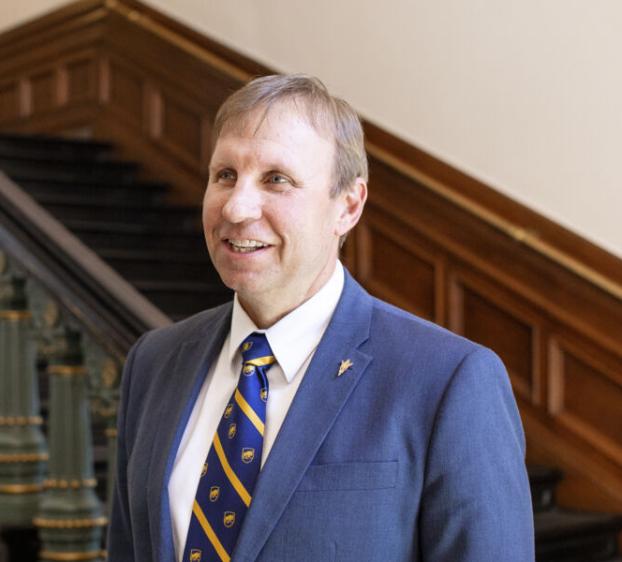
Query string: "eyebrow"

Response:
xmin=208 ymin=160 xmax=230 ymax=171
xmin=209 ymin=159 xmax=298 ymax=177
xmin=262 ymin=161 xmax=296 ymax=174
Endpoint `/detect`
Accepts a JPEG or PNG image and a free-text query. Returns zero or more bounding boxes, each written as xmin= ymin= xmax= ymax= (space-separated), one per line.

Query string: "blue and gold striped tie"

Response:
xmin=182 ymin=332 xmax=275 ymax=562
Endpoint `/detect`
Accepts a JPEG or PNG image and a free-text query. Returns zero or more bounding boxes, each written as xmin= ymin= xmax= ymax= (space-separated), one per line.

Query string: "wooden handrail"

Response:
xmin=0 ymin=172 xmax=170 ymax=359
xmin=365 ymin=142 xmax=622 ymax=301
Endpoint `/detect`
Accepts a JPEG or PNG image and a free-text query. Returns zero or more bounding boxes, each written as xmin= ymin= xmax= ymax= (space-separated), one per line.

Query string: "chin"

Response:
xmin=218 ymin=270 xmax=265 ymax=295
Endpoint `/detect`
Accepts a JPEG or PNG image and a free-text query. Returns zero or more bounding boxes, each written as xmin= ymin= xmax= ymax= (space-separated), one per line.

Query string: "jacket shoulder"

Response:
xmin=129 ymin=302 xmax=232 ymax=368
xmin=135 ymin=303 xmax=232 ymax=348
xmin=369 ymin=296 xmax=479 ymax=356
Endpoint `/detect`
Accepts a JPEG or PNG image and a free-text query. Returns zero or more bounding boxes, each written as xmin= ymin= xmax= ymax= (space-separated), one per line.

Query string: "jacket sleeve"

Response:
xmin=419 ymin=346 xmax=535 ymax=561
xmin=106 ymin=334 xmax=145 ymax=562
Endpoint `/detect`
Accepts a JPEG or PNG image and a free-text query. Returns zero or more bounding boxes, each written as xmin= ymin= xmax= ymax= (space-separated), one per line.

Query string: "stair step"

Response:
xmin=133 ymin=280 xmax=232 ymax=317
xmin=18 ymin=179 xmax=170 ymax=204
xmin=98 ymin=248 xmax=209 ymax=261
xmin=41 ymin=200 xmax=201 ymax=227
xmin=0 ymin=133 xmax=113 ymax=160
xmin=0 ymin=158 xmax=139 ymax=183
xmin=71 ymin=228 xmax=207 ymax=252
xmin=65 ymin=214 xmax=207 ymax=251
xmin=529 ymin=465 xmax=563 ymax=512
xmin=100 ymin=248 xmax=216 ymax=282
xmin=63 ymin=218 xmax=203 ymax=236
xmin=535 ymin=509 xmax=622 ymax=562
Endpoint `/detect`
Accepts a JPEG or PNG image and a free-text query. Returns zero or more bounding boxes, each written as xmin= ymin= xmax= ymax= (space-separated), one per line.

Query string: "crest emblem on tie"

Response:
xmin=228 ymin=423 xmax=237 ymax=439
xmin=242 ymin=341 xmax=253 ymax=352
xmin=224 ymin=404 xmax=233 ymax=418
xmin=209 ymin=486 xmax=220 ymax=502
xmin=241 ymin=448 xmax=255 ymax=463
xmin=201 ymin=462 xmax=208 ymax=477
xmin=260 ymin=387 xmax=268 ymax=402
xmin=189 ymin=549 xmax=202 ymax=561
xmin=224 ymin=511 xmax=236 ymax=527
xmin=243 ymin=364 xmax=255 ymax=375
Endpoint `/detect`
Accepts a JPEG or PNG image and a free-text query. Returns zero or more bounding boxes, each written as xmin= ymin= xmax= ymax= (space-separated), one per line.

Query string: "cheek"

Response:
xmin=202 ymin=192 xmax=223 ymax=231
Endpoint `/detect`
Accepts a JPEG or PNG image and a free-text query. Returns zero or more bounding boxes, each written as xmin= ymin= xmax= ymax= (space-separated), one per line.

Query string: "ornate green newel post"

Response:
xmin=0 ymin=252 xmax=48 ymax=524
xmin=34 ymin=318 xmax=106 ymax=562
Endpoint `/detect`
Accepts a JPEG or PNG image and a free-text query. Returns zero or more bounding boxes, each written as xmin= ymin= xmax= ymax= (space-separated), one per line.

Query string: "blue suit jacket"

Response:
xmin=108 ymin=271 xmax=534 ymax=561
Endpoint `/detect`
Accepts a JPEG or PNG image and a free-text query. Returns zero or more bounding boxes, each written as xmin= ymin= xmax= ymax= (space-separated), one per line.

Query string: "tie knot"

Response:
xmin=240 ymin=332 xmax=276 ymax=367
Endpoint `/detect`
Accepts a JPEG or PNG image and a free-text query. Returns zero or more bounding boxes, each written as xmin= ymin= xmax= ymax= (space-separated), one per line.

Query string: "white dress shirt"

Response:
xmin=168 ymin=261 xmax=345 ymax=560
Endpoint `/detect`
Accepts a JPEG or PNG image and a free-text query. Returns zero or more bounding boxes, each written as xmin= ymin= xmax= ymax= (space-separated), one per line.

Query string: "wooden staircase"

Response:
xmin=532 ymin=466 xmax=622 ymax=561
xmin=0 ymin=133 xmax=231 ymax=321
xmin=0 ymin=133 xmax=621 ymax=561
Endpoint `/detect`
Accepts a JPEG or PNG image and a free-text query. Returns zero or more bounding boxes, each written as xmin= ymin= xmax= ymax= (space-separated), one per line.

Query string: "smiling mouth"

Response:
xmin=226 ymin=239 xmax=271 ymax=253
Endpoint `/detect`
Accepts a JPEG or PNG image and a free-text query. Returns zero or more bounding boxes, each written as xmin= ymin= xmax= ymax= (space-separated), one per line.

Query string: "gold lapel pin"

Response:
xmin=337 ymin=359 xmax=353 ymax=377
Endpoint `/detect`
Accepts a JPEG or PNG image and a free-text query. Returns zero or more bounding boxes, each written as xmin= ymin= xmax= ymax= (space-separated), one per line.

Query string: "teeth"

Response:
xmin=227 ymin=239 xmax=269 ymax=253
xmin=230 ymin=239 xmax=266 ymax=247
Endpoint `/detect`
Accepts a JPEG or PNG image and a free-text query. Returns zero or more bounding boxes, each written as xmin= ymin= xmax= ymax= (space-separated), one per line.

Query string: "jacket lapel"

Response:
xmin=233 ymin=273 xmax=374 ymax=562
xmin=146 ymin=305 xmax=232 ymax=562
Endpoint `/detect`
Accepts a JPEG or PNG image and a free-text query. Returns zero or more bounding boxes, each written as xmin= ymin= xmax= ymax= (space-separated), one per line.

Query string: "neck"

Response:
xmin=238 ymin=288 xmax=313 ymax=329
xmin=238 ymin=303 xmax=287 ymax=330
xmin=238 ymin=261 xmax=339 ymax=329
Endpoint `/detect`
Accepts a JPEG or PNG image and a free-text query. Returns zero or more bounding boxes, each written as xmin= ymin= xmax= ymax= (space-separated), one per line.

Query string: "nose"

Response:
xmin=221 ymin=179 xmax=262 ymax=224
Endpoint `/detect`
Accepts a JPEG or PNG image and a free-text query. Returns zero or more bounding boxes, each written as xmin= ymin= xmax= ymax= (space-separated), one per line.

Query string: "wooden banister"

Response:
xmin=0 ymin=172 xmax=170 ymax=359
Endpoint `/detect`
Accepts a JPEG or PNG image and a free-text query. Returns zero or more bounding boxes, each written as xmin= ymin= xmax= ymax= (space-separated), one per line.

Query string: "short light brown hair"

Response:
xmin=212 ymin=74 xmax=368 ymax=196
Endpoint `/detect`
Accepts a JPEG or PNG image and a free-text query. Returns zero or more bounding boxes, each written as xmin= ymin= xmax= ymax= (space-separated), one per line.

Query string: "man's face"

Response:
xmin=203 ymin=102 xmax=358 ymax=323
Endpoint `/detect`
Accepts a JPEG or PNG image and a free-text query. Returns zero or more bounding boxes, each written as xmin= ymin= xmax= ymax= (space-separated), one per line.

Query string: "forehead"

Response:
xmin=212 ymin=102 xmax=335 ymax=167
xmin=217 ymin=99 xmax=333 ymax=146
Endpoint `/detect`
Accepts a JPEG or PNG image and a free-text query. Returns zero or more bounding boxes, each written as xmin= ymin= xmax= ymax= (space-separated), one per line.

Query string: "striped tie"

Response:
xmin=182 ymin=332 xmax=275 ymax=562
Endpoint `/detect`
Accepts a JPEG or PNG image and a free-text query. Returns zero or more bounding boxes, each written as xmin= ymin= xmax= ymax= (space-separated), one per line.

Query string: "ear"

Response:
xmin=334 ymin=177 xmax=368 ymax=237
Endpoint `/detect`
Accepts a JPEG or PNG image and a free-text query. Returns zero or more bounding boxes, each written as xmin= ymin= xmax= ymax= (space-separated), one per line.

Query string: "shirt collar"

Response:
xmin=228 ymin=261 xmax=345 ymax=383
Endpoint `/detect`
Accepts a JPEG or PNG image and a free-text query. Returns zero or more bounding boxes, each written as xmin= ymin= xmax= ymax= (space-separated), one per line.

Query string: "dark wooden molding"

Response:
xmin=109 ymin=0 xmax=272 ymax=79
xmin=0 ymin=0 xmax=621 ymax=512
xmin=363 ymin=122 xmax=622 ymax=300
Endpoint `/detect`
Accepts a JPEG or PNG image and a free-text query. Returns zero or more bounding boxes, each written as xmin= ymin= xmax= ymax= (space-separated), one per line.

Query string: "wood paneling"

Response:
xmin=549 ymin=339 xmax=622 ymax=464
xmin=109 ymin=60 xmax=143 ymax=128
xmin=30 ymin=71 xmax=57 ymax=114
xmin=0 ymin=0 xmax=620 ymax=513
xmin=67 ymin=57 xmax=96 ymax=102
xmin=361 ymin=206 xmax=438 ymax=320
xmin=449 ymin=274 xmax=539 ymax=403
xmin=0 ymin=82 xmax=19 ymax=121
xmin=161 ymin=94 xmax=203 ymax=166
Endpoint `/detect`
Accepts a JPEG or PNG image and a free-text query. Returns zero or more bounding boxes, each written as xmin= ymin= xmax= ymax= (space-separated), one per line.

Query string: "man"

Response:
xmin=108 ymin=74 xmax=534 ymax=561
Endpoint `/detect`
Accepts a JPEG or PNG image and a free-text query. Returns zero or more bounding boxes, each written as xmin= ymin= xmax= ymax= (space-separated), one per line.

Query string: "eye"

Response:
xmin=265 ymin=172 xmax=291 ymax=187
xmin=213 ymin=168 xmax=236 ymax=184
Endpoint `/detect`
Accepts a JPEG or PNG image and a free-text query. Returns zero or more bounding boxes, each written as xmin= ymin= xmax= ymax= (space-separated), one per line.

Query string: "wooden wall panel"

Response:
xmin=67 ymin=57 xmax=97 ymax=102
xmin=30 ymin=70 xmax=57 ymax=114
xmin=161 ymin=94 xmax=203 ymax=165
xmin=549 ymin=339 xmax=622 ymax=464
xmin=361 ymin=206 xmax=438 ymax=320
xmin=108 ymin=60 xmax=143 ymax=129
xmin=0 ymin=82 xmax=19 ymax=121
xmin=0 ymin=0 xmax=620 ymax=513
xmin=449 ymin=275 xmax=539 ymax=403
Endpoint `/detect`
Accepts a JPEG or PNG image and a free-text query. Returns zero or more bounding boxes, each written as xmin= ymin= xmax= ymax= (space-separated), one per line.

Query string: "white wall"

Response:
xmin=0 ymin=0 xmax=68 ymax=32
xmin=2 ymin=0 xmax=621 ymax=257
